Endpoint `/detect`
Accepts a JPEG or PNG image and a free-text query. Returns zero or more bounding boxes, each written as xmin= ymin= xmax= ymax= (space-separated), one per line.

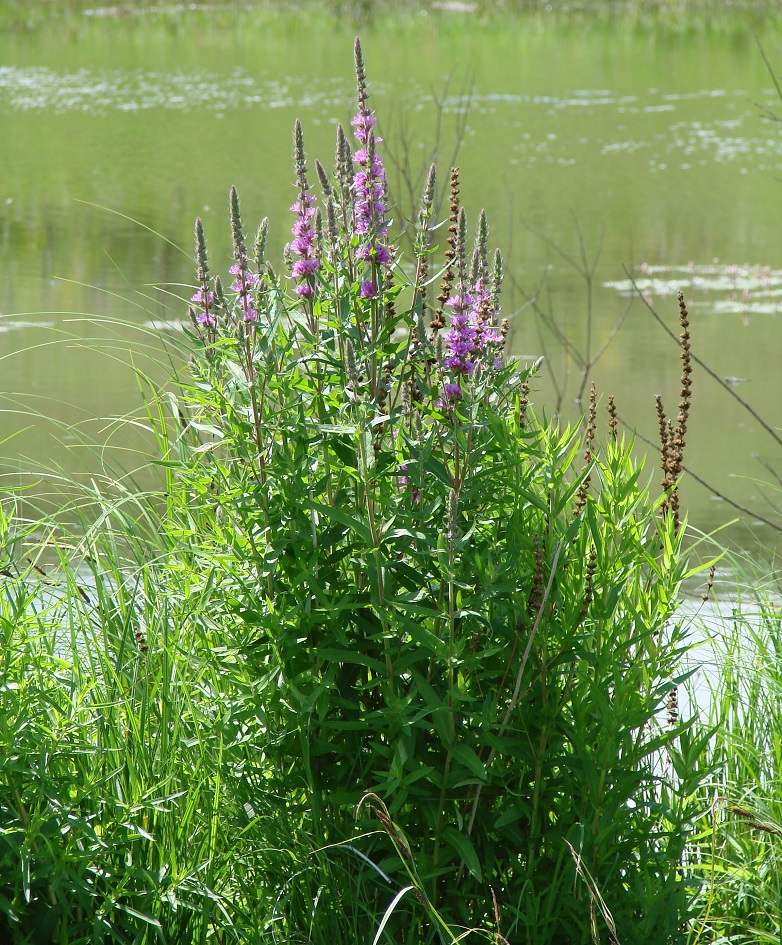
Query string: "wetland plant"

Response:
xmin=0 ymin=36 xmax=718 ymax=945
xmin=178 ymin=37 xmax=708 ymax=944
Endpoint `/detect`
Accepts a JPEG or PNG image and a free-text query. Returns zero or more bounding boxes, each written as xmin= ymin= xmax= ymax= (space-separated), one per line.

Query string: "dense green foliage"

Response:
xmin=2 ymin=35 xmax=782 ymax=945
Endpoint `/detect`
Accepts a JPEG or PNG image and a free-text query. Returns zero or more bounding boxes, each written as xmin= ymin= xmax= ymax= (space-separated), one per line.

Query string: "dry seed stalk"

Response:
xmin=518 ymin=376 xmax=530 ymax=430
xmin=574 ymin=383 xmax=597 ymax=515
xmin=666 ymin=291 xmax=693 ymax=530
xmin=667 ymin=686 xmax=679 ymax=728
xmin=702 ymin=563 xmax=716 ymax=602
xmin=432 ymin=167 xmax=461 ymax=332
xmin=607 ymin=394 xmax=618 ymax=441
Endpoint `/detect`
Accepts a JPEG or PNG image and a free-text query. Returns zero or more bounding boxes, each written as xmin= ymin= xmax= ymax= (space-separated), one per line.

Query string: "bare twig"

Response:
xmin=755 ymin=38 xmax=782 ymax=123
xmin=507 ymin=224 xmax=631 ymax=409
xmin=383 ymin=70 xmax=473 ymax=244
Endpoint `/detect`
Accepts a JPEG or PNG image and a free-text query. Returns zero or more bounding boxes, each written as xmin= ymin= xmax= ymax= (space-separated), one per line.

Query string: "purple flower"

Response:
xmin=240 ymin=295 xmax=258 ymax=322
xmin=351 ymin=103 xmax=393 ymax=290
xmin=397 ymin=462 xmax=421 ymax=506
xmin=190 ymin=288 xmax=215 ymax=308
xmin=226 ymin=261 xmax=259 ymax=321
xmin=190 ymin=287 xmax=215 ymax=328
xmin=229 ymin=264 xmax=259 ymax=294
xmin=436 ymin=382 xmax=464 ymax=409
xmin=292 ymin=258 xmax=320 ymax=278
xmin=444 ymin=310 xmax=477 ymax=375
xmin=350 ymin=112 xmax=377 ymax=144
xmin=357 ymin=243 xmax=391 ymax=265
xmin=290 ymin=119 xmax=320 ymax=300
xmin=442 ymin=278 xmax=504 ymax=380
xmin=360 ymin=279 xmax=377 ymax=299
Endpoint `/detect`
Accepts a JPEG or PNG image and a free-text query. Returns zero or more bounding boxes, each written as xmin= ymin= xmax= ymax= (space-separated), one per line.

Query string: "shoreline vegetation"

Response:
xmin=1 ymin=32 xmax=782 ymax=945
xmin=2 ymin=0 xmax=782 ymax=34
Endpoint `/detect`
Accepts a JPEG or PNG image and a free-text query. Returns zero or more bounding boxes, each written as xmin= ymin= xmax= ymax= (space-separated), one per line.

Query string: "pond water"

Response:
xmin=2 ymin=6 xmax=782 ymax=551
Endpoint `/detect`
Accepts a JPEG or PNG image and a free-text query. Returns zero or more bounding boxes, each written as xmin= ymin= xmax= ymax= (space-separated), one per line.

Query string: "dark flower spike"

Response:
xmin=433 ymin=168 xmax=461 ymax=332
xmin=655 ymin=395 xmax=669 ymax=473
xmin=336 ymin=122 xmax=353 ymax=193
xmin=315 ymin=158 xmax=332 ymax=198
xmin=490 ymin=249 xmax=503 ymax=322
xmin=473 ymin=209 xmax=489 ymax=285
xmin=253 ymin=217 xmax=269 ymax=271
xmin=315 ymin=207 xmax=323 ymax=256
xmin=194 ymin=217 xmax=209 ymax=281
xmin=607 ymin=394 xmax=618 ymax=441
xmin=354 ymin=36 xmax=369 ymax=114
xmin=469 ymin=244 xmax=482 ymax=286
xmin=414 ymin=166 xmax=436 ymax=312
xmin=423 ymin=162 xmax=436 ymax=213
xmin=229 ymin=185 xmax=247 ymax=261
xmin=228 ymin=187 xmax=259 ymax=323
xmin=456 ymin=206 xmax=467 ymax=284
xmin=192 ymin=216 xmax=215 ymax=328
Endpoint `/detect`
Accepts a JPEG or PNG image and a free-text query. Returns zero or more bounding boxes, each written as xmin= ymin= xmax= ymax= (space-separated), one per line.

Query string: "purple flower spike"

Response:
xmin=360 ymin=279 xmax=377 ymax=299
xmin=350 ymin=112 xmax=377 ymax=144
xmin=190 ymin=288 xmax=216 ymax=329
xmin=191 ymin=288 xmax=215 ymax=308
xmin=227 ymin=261 xmax=258 ymax=321
xmin=290 ymin=119 xmax=320 ymax=301
xmin=443 ymin=276 xmax=504 ymax=382
xmin=350 ymin=59 xmax=393 ymax=290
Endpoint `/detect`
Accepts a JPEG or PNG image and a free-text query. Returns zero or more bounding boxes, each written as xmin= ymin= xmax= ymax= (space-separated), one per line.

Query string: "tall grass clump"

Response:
xmin=0 ymin=37 xmax=712 ymax=945
xmin=682 ymin=556 xmax=782 ymax=945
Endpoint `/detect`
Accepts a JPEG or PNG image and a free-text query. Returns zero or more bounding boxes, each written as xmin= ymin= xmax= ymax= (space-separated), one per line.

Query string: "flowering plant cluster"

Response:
xmin=188 ymin=38 xmax=508 ymax=418
xmin=180 ymin=38 xmax=702 ymax=945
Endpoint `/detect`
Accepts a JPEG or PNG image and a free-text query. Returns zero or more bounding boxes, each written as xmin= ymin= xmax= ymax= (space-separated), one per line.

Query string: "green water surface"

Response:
xmin=2 ymin=5 xmax=782 ymax=551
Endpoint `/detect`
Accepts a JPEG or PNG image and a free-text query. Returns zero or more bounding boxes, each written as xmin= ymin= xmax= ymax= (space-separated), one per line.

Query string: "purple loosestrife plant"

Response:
xmin=190 ymin=217 xmax=217 ymax=340
xmin=351 ymin=38 xmax=391 ymax=301
xmin=290 ymin=118 xmax=320 ymax=304
xmin=229 ymin=186 xmax=259 ymax=323
xmin=180 ymin=37 xmax=701 ymax=945
xmin=441 ymin=240 xmax=504 ymax=401
xmin=190 ymin=287 xmax=215 ymax=327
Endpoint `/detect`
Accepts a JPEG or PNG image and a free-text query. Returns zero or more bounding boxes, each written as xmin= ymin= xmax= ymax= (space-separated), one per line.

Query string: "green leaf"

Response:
xmin=442 ymin=828 xmax=482 ymax=881
xmin=451 ymin=745 xmax=487 ymax=781
xmin=309 ymin=502 xmax=373 ymax=545
xmin=372 ymin=885 xmax=415 ymax=945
